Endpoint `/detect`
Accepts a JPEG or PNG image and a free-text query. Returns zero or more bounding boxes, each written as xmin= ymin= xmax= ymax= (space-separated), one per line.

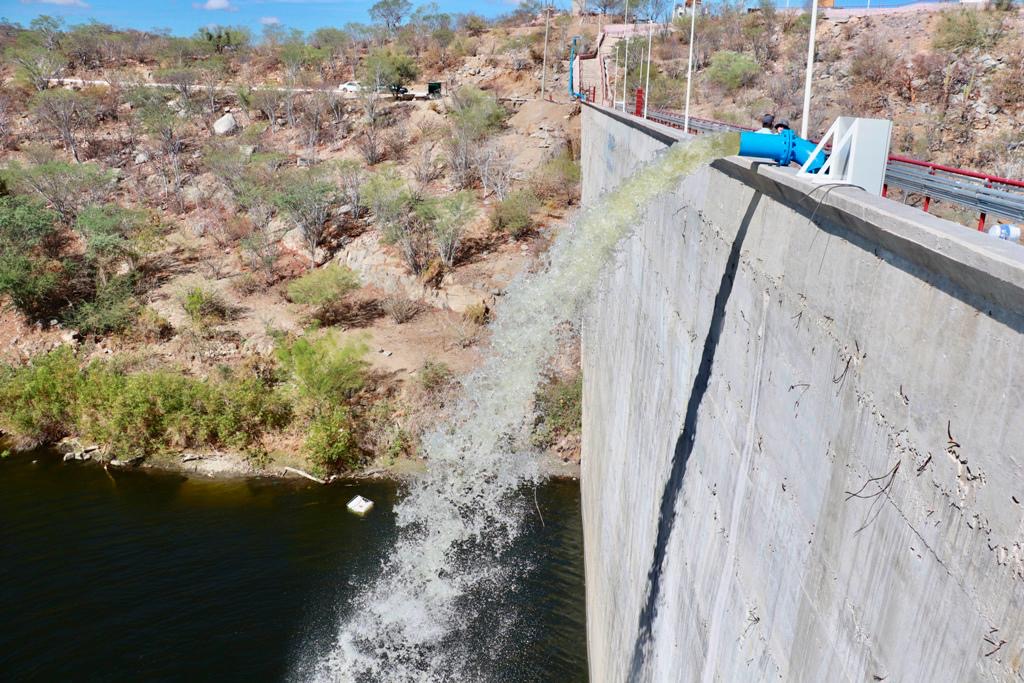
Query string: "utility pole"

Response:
xmin=541 ymin=2 xmax=551 ymax=100
xmin=683 ymin=0 xmax=697 ymax=133
xmin=643 ymin=19 xmax=653 ymax=119
xmin=621 ymin=0 xmax=631 ymax=110
xmin=800 ymin=0 xmax=819 ymax=138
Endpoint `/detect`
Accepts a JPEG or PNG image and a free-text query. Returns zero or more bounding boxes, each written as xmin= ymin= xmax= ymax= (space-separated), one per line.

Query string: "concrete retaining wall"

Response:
xmin=580 ymin=103 xmax=1024 ymax=682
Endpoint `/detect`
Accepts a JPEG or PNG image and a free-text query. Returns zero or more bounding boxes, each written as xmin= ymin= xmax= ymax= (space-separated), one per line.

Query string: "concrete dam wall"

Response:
xmin=580 ymin=104 xmax=1024 ymax=682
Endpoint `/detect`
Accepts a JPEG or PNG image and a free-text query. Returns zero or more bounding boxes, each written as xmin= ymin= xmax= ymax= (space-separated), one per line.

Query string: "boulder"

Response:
xmin=213 ymin=113 xmax=238 ymax=136
xmin=134 ymin=151 xmax=150 ymax=165
xmin=282 ymin=226 xmax=329 ymax=265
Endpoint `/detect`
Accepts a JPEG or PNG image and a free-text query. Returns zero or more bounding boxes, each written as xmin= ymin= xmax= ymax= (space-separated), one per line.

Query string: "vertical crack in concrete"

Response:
xmin=627 ymin=192 xmax=762 ymax=681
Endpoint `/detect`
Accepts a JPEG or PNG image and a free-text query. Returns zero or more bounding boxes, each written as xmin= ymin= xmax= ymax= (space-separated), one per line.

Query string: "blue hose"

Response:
xmin=738 ymin=130 xmax=827 ymax=173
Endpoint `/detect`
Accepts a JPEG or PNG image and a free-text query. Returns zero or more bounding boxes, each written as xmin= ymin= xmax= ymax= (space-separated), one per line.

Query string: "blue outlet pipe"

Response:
xmin=739 ymin=129 xmax=828 ymax=173
xmin=569 ymin=37 xmax=586 ymax=102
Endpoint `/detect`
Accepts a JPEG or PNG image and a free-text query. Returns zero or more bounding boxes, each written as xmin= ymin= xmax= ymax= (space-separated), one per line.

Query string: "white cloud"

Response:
xmin=20 ymin=0 xmax=91 ymax=8
xmin=193 ymin=0 xmax=236 ymax=10
xmin=259 ymin=16 xmax=281 ymax=25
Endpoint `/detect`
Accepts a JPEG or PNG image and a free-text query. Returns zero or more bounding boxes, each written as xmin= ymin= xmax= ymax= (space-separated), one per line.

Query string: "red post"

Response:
xmin=882 ymin=184 xmax=888 ymax=198
xmin=635 ymin=88 xmax=645 ymax=118
xmin=978 ymin=212 xmax=987 ymax=232
xmin=923 ymin=196 xmax=931 ymax=213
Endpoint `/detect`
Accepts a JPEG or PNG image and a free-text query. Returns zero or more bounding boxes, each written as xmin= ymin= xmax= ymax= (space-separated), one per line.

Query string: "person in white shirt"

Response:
xmin=756 ymin=114 xmax=775 ymax=134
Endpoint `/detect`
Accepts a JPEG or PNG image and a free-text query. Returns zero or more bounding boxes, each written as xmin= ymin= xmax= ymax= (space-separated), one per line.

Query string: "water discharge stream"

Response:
xmin=305 ymin=134 xmax=739 ymax=681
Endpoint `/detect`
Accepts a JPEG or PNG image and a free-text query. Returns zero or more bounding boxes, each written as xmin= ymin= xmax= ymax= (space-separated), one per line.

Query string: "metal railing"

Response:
xmin=618 ymin=101 xmax=1024 ymax=231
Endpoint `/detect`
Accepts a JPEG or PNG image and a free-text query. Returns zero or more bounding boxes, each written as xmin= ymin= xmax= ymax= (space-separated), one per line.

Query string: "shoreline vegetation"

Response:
xmin=0 ymin=341 xmax=583 ymax=482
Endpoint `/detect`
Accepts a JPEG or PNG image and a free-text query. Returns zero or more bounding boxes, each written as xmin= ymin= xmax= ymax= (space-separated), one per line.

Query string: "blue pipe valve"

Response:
xmin=738 ymin=129 xmax=828 ymax=174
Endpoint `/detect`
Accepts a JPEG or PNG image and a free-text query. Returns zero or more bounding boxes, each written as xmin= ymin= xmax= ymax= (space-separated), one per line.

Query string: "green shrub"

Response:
xmin=276 ymin=332 xmax=369 ymax=404
xmin=74 ymin=365 xmax=290 ymax=457
xmin=181 ymin=285 xmax=229 ymax=327
xmin=305 ymin=406 xmax=360 ymax=474
xmin=0 ymin=195 xmax=58 ymax=253
xmin=706 ymin=50 xmax=760 ymax=92
xmin=933 ymin=9 xmax=1002 ymax=51
xmin=447 ymin=85 xmax=506 ymax=138
xmin=0 ymin=346 xmax=80 ymax=446
xmin=0 ymin=252 xmax=66 ymax=323
xmin=532 ymin=152 xmax=581 ymax=206
xmin=66 ymin=275 xmax=139 ymax=335
xmin=286 ymin=264 xmax=360 ymax=306
xmin=491 ymin=190 xmax=538 ymax=239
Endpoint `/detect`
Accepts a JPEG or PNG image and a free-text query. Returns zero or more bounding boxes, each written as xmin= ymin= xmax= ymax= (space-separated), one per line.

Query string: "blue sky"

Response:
xmin=1 ymin=0 xmax=527 ymax=37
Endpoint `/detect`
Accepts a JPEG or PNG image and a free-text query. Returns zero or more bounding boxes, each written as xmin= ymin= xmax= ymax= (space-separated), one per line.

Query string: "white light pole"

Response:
xmin=683 ymin=0 xmax=697 ymax=133
xmin=800 ymin=0 xmax=819 ymax=139
xmin=622 ymin=0 xmax=631 ymax=111
xmin=643 ymin=19 xmax=653 ymax=119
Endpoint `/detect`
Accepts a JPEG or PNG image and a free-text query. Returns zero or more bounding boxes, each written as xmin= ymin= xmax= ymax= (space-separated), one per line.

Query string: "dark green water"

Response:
xmin=0 ymin=452 xmax=587 ymax=681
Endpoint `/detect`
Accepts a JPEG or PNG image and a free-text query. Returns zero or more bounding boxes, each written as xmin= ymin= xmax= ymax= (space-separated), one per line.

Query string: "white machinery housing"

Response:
xmin=797 ymin=117 xmax=893 ymax=196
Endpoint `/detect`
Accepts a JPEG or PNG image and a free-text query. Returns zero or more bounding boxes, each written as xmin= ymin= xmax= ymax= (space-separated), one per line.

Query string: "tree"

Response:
xmin=154 ymin=67 xmax=198 ymax=104
xmin=298 ymin=92 xmax=330 ymax=157
xmin=369 ymin=0 xmax=413 ymax=34
xmin=460 ymin=14 xmax=488 ymax=36
xmin=5 ymin=37 xmax=66 ymax=91
xmin=274 ymin=169 xmax=339 ymax=266
xmin=62 ymin=21 xmax=113 ymax=70
xmin=196 ymin=25 xmax=251 ymax=55
xmin=362 ymin=166 xmax=425 ymax=272
xmin=336 ymin=159 xmax=365 ymax=214
xmin=419 ymin=191 xmax=477 ymax=267
xmin=29 ymin=15 xmax=64 ymax=51
xmin=3 ymin=157 xmax=113 ymax=223
xmin=280 ymin=40 xmax=325 ymax=126
xmin=310 ymin=27 xmax=351 ymax=60
xmin=0 ymin=89 xmax=15 ymax=142
xmin=360 ymin=47 xmax=419 ymax=89
xmin=30 ymin=89 xmax=96 ymax=163
xmin=593 ymin=0 xmax=624 ymax=16
xmin=445 ymin=86 xmax=506 ymax=188
xmin=140 ymin=101 xmax=189 ymax=210
xmin=250 ymin=88 xmax=284 ymax=130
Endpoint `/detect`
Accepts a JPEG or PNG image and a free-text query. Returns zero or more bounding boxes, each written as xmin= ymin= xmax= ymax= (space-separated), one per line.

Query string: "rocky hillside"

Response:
xmin=0 ymin=13 xmax=586 ymax=479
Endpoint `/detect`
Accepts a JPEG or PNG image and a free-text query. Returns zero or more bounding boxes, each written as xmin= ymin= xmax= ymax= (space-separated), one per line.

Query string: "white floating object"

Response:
xmin=347 ymin=495 xmax=374 ymax=516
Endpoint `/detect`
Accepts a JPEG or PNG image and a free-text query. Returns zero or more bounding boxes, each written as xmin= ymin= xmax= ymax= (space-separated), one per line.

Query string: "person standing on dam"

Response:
xmin=756 ymin=114 xmax=775 ymax=133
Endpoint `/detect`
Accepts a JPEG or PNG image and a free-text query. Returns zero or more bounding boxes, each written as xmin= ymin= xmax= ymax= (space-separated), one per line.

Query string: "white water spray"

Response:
xmin=305 ymin=134 xmax=738 ymax=682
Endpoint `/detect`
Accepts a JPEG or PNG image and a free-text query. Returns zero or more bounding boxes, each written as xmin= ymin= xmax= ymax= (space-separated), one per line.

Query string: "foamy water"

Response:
xmin=302 ymin=134 xmax=739 ymax=682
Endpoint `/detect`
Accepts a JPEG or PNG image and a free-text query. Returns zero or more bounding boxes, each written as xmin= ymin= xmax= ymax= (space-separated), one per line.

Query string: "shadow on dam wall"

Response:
xmin=627 ymin=192 xmax=762 ymax=678
xmin=579 ymin=102 xmax=1024 ymax=683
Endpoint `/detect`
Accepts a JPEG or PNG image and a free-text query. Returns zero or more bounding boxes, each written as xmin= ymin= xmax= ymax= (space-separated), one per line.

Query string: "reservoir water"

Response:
xmin=0 ymin=451 xmax=587 ymax=681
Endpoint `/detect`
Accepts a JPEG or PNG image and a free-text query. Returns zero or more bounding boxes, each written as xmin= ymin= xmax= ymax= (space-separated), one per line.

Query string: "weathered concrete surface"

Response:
xmin=581 ymin=103 xmax=1024 ymax=682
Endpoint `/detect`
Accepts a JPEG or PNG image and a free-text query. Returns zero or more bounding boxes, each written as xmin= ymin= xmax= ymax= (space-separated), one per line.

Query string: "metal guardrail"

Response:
xmin=621 ymin=103 xmax=1024 ymax=230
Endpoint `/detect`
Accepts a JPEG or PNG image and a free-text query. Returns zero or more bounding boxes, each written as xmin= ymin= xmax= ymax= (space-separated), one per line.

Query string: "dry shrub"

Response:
xmin=382 ymin=295 xmax=420 ymax=324
xmin=849 ymin=35 xmax=900 ymax=86
xmin=230 ymin=272 xmax=265 ymax=297
xmin=990 ymin=50 xmax=1024 ymax=109
xmin=464 ymin=301 xmax=489 ymax=326
xmin=131 ymin=307 xmax=174 ymax=342
xmin=382 ymin=125 xmax=409 ymax=162
xmin=908 ymin=52 xmax=969 ymax=108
